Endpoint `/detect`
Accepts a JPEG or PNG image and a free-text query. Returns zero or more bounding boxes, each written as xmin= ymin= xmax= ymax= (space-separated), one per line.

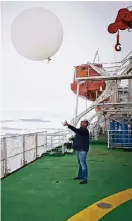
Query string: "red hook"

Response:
xmin=115 ymin=31 xmax=121 ymax=51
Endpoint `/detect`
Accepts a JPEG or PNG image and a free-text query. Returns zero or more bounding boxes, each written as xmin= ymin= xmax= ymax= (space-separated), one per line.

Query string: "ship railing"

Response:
xmin=46 ymin=129 xmax=72 ymax=152
xmin=107 ymin=130 xmax=132 ymax=149
xmin=0 ymin=129 xmax=72 ymax=179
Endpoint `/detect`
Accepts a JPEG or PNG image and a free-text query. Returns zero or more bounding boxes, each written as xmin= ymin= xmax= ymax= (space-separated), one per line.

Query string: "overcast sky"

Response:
xmin=1 ymin=1 xmax=131 ymax=123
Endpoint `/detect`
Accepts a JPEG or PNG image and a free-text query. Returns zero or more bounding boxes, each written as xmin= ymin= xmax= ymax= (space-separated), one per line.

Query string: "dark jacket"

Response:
xmin=68 ymin=125 xmax=89 ymax=152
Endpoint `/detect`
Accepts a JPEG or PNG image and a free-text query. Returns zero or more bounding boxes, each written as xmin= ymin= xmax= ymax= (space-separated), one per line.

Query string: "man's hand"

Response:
xmin=63 ymin=121 xmax=69 ymax=126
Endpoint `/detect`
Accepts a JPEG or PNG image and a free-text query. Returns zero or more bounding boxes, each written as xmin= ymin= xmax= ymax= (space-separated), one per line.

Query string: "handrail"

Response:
xmin=0 ymin=128 xmax=71 ymax=178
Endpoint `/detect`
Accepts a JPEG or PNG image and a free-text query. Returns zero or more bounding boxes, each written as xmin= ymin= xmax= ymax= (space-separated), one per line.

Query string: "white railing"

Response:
xmin=46 ymin=129 xmax=71 ymax=151
xmin=0 ymin=129 xmax=72 ymax=178
xmin=107 ymin=130 xmax=132 ymax=149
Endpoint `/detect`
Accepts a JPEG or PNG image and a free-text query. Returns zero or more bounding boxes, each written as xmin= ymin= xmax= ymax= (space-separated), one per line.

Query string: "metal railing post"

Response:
xmin=35 ymin=133 xmax=38 ymax=158
xmin=23 ymin=135 xmax=27 ymax=165
xmin=51 ymin=136 xmax=53 ymax=152
xmin=4 ymin=137 xmax=8 ymax=176
xmin=108 ymin=130 xmax=110 ymax=149
xmin=62 ymin=135 xmax=65 ymax=154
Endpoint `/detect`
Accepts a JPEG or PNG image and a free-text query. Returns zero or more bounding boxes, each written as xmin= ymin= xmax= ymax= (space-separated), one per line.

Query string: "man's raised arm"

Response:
xmin=63 ymin=121 xmax=88 ymax=136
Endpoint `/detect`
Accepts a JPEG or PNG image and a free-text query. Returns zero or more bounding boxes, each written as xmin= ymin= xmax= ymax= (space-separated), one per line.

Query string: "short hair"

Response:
xmin=81 ymin=120 xmax=89 ymax=127
xmin=84 ymin=120 xmax=89 ymax=126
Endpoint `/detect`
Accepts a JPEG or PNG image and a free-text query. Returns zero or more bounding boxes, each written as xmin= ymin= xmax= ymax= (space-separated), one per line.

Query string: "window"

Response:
xmin=81 ymin=67 xmax=87 ymax=71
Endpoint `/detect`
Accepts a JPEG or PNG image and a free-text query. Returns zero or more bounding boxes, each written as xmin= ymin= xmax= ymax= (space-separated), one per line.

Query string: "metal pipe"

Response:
xmin=75 ymin=74 xmax=132 ymax=81
xmin=74 ymin=81 xmax=80 ymax=126
xmin=97 ymin=102 xmax=132 ymax=107
xmin=101 ymin=109 xmax=132 ymax=112
xmin=128 ymin=60 xmax=132 ymax=102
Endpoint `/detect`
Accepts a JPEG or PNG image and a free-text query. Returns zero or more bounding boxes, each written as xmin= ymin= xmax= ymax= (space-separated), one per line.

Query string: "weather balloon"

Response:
xmin=11 ymin=7 xmax=63 ymax=61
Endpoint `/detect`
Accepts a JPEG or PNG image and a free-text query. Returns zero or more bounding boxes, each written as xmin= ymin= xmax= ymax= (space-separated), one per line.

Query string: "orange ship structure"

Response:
xmin=71 ymin=6 xmax=132 ymax=115
xmin=71 ymin=64 xmax=106 ymax=102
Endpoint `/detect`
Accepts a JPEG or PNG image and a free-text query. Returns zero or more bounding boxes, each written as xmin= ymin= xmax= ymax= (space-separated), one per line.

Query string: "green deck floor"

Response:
xmin=1 ymin=144 xmax=132 ymax=221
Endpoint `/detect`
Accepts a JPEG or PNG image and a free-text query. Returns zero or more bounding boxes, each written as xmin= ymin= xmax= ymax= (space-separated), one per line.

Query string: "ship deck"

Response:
xmin=1 ymin=141 xmax=132 ymax=221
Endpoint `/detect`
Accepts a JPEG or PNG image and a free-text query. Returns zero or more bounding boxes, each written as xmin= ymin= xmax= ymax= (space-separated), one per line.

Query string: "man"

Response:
xmin=63 ymin=120 xmax=89 ymax=184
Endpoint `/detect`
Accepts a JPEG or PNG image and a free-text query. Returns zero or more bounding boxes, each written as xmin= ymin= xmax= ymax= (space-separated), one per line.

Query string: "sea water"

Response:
xmin=0 ymin=109 xmax=65 ymax=136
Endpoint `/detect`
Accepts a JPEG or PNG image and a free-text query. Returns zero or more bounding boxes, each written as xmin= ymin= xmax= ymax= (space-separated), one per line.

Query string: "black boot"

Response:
xmin=79 ymin=180 xmax=87 ymax=184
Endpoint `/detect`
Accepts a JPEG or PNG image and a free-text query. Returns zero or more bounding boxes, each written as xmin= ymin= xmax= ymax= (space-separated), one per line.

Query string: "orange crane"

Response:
xmin=108 ymin=7 xmax=132 ymax=51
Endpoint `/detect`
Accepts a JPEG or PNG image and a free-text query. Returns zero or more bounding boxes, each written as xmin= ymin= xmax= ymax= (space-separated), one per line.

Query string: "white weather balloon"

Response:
xmin=11 ymin=7 xmax=63 ymax=61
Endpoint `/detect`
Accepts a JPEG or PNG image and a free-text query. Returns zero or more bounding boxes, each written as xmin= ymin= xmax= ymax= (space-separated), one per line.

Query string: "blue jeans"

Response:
xmin=77 ymin=150 xmax=88 ymax=181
